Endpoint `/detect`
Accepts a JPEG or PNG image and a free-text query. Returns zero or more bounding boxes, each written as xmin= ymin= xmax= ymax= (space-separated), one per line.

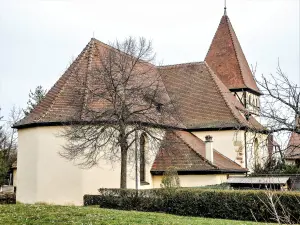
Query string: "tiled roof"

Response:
xmin=285 ymin=118 xmax=300 ymax=159
xmin=14 ymin=39 xmax=180 ymax=129
xmin=14 ymin=15 xmax=264 ymax=132
xmin=151 ymin=130 xmax=247 ymax=173
xmin=286 ymin=132 xmax=300 ymax=159
xmin=205 ymin=15 xmax=261 ymax=95
xmin=158 ymin=62 xmax=264 ymax=130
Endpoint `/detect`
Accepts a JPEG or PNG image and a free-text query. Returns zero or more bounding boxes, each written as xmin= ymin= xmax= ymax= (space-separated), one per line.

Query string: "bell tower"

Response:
xmin=205 ymin=10 xmax=261 ymax=117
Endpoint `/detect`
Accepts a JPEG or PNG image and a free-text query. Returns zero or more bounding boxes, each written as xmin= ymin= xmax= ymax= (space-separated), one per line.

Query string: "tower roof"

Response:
xmin=205 ymin=15 xmax=261 ymax=95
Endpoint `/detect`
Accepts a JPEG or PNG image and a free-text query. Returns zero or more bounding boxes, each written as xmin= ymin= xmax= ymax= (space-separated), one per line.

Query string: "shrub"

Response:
xmin=196 ymin=183 xmax=230 ymax=190
xmin=83 ymin=195 xmax=102 ymax=206
xmin=0 ymin=193 xmax=16 ymax=204
xmin=84 ymin=188 xmax=300 ymax=223
xmin=252 ymin=157 xmax=300 ymax=175
xmin=160 ymin=167 xmax=180 ymax=188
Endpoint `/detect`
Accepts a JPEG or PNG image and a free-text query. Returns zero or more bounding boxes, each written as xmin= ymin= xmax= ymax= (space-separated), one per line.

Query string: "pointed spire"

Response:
xmin=224 ymin=0 xmax=227 ymax=15
xmin=205 ymin=13 xmax=261 ymax=95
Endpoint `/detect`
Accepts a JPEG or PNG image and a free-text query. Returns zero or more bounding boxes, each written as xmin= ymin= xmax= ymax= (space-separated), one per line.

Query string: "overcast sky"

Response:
xmin=0 ymin=0 xmax=299 ymax=120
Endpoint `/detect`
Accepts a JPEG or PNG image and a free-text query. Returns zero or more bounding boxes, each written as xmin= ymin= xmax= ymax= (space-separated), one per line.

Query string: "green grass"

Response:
xmin=0 ymin=204 xmax=270 ymax=225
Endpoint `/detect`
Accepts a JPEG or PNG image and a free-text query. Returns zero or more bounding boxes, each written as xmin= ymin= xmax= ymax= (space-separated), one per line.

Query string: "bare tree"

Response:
xmin=256 ymin=64 xmax=299 ymax=134
xmin=0 ymin=108 xmax=8 ymax=185
xmin=0 ymin=106 xmax=23 ymax=185
xmin=254 ymin=188 xmax=300 ymax=224
xmin=253 ymin=63 xmax=300 ymax=167
xmin=60 ymin=37 xmax=177 ymax=188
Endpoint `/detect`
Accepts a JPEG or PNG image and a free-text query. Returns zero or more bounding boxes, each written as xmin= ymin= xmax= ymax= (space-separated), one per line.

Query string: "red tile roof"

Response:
xmin=158 ymin=62 xmax=264 ymax=130
xmin=285 ymin=118 xmax=300 ymax=159
xmin=205 ymin=15 xmax=261 ymax=95
xmin=14 ymin=39 xmax=180 ymax=129
xmin=286 ymin=132 xmax=300 ymax=159
xmin=14 ymin=14 xmax=264 ymax=132
xmin=151 ymin=130 xmax=247 ymax=173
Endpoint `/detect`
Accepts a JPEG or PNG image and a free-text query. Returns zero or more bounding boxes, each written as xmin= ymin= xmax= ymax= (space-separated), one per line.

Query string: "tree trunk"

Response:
xmin=120 ymin=145 xmax=128 ymax=189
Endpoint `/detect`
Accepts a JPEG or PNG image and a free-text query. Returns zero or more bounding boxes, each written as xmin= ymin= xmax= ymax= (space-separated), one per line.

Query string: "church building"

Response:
xmin=14 ymin=10 xmax=269 ymax=205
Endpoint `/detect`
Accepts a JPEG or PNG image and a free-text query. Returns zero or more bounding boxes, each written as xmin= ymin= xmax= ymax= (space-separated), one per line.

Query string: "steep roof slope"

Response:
xmin=15 ymin=38 xmax=264 ymax=131
xmin=14 ymin=39 xmax=95 ymax=127
xmin=14 ymin=38 xmax=180 ymax=129
xmin=158 ymin=62 xmax=264 ymax=130
xmin=151 ymin=130 xmax=247 ymax=173
xmin=205 ymin=15 xmax=261 ymax=95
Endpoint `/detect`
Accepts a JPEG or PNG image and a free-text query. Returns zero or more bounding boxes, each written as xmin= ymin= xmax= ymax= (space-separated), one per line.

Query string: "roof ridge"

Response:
xmin=214 ymin=148 xmax=247 ymax=170
xmin=205 ymin=15 xmax=260 ymax=94
xmin=187 ymin=131 xmax=246 ymax=170
xmin=93 ymin=38 xmax=156 ymax=66
xmin=158 ymin=61 xmax=204 ymax=69
xmin=174 ymin=131 xmax=219 ymax=169
xmin=80 ymin=38 xmax=95 ymax=120
xmin=37 ymin=41 xmax=92 ymax=122
xmin=204 ymin=16 xmax=222 ymax=60
xmin=204 ymin=62 xmax=245 ymax=127
xmin=225 ymin=16 xmax=247 ymax=89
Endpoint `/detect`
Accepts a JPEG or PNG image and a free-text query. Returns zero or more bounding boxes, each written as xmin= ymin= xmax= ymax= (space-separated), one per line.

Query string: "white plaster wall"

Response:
xmin=35 ymin=127 xmax=83 ymax=205
xmin=192 ymin=130 xmax=245 ymax=167
xmin=17 ymin=127 xmax=38 ymax=204
xmin=152 ymin=174 xmax=228 ymax=188
xmin=17 ymin=126 xmax=162 ymax=205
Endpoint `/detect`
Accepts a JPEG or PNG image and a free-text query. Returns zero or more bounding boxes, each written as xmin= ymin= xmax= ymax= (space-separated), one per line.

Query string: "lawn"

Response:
xmin=0 ymin=204 xmax=270 ymax=225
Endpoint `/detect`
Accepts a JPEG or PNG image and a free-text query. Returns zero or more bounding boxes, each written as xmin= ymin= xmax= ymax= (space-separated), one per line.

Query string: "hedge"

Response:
xmin=84 ymin=188 xmax=300 ymax=223
xmin=0 ymin=193 xmax=16 ymax=204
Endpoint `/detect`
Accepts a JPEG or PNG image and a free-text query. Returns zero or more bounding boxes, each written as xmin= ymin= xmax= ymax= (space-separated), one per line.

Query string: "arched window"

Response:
xmin=254 ymin=138 xmax=259 ymax=165
xmin=140 ymin=133 xmax=146 ymax=182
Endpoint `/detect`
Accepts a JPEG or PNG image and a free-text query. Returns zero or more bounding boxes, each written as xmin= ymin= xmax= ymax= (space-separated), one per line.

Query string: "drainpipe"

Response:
xmin=244 ymin=130 xmax=248 ymax=176
xmin=135 ymin=130 xmax=138 ymax=192
xmin=243 ymin=90 xmax=248 ymax=176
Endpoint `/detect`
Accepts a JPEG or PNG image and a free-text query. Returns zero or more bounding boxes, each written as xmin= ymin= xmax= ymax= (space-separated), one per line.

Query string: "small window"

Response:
xmin=140 ymin=133 xmax=146 ymax=182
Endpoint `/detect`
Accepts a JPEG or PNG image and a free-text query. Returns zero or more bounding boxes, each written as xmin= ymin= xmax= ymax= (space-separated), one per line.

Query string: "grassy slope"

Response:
xmin=0 ymin=204 xmax=269 ymax=225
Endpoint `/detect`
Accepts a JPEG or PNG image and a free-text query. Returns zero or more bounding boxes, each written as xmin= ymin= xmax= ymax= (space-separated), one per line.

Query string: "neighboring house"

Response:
xmin=14 ymin=11 xmax=270 ymax=205
xmin=285 ymin=118 xmax=300 ymax=166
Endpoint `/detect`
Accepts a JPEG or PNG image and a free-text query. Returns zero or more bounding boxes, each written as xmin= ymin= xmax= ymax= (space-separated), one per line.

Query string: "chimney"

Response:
xmin=205 ymin=135 xmax=214 ymax=163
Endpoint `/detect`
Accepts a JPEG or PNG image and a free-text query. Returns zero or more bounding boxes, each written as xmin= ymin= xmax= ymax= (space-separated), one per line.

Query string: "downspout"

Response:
xmin=244 ymin=130 xmax=248 ymax=176
xmin=243 ymin=90 xmax=248 ymax=175
xmin=135 ymin=130 xmax=138 ymax=193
